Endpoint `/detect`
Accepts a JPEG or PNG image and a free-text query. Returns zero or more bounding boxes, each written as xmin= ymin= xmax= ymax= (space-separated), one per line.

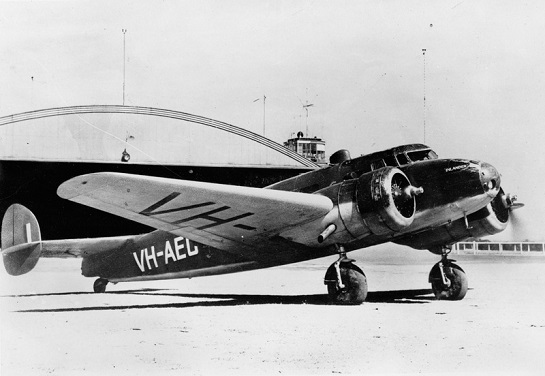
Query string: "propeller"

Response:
xmin=502 ymin=193 xmax=524 ymax=211
xmin=391 ymin=173 xmax=423 ymax=218
xmin=501 ymin=191 xmax=525 ymax=237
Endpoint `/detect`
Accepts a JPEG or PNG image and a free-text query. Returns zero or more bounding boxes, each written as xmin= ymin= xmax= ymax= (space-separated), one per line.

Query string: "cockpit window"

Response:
xmin=406 ymin=149 xmax=438 ymax=162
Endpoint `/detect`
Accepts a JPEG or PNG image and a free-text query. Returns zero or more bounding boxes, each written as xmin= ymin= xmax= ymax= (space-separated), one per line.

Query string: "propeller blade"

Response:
xmin=509 ymin=209 xmax=523 ymax=233
xmin=507 ymin=200 xmax=526 ymax=240
xmin=510 ymin=202 xmax=525 ymax=210
xmin=502 ymin=192 xmax=524 ymax=210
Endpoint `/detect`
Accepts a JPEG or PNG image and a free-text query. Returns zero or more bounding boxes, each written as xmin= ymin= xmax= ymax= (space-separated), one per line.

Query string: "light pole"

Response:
xmin=253 ymin=95 xmax=266 ymax=136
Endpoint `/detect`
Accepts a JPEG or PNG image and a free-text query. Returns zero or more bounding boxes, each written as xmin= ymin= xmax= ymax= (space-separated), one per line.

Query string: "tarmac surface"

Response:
xmin=1 ymin=245 xmax=545 ymax=375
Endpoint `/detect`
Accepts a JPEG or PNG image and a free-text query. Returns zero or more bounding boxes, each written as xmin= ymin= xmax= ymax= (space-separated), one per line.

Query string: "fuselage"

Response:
xmin=269 ymin=144 xmax=500 ymax=245
xmin=87 ymin=144 xmax=505 ymax=283
xmin=80 ymin=230 xmax=257 ymax=283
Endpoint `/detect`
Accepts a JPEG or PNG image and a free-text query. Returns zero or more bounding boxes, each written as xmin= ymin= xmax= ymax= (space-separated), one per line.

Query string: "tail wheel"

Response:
xmin=430 ymin=264 xmax=468 ymax=300
xmin=325 ymin=263 xmax=368 ymax=305
xmin=93 ymin=278 xmax=109 ymax=293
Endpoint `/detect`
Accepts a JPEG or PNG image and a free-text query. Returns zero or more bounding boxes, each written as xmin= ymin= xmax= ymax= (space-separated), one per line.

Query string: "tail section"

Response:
xmin=1 ymin=204 xmax=42 ymax=276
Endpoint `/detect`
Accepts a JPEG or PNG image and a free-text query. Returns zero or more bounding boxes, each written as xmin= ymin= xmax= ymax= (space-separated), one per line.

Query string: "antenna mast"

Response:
xmin=263 ymin=95 xmax=266 ymax=136
xmin=122 ymin=29 xmax=127 ymax=105
xmin=422 ymin=48 xmax=427 ymax=143
xmin=302 ymin=102 xmax=314 ymax=137
xmin=297 ymin=90 xmax=315 ymax=137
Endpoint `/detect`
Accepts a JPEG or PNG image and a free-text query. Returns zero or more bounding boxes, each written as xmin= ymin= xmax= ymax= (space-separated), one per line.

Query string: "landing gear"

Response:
xmin=93 ymin=278 xmax=109 ymax=293
xmin=324 ymin=246 xmax=368 ymax=305
xmin=429 ymin=247 xmax=468 ymax=300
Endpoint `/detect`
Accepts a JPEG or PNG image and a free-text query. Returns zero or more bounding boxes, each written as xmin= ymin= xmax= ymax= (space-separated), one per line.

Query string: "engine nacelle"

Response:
xmin=356 ymin=166 xmax=417 ymax=234
xmin=394 ymin=190 xmax=509 ymax=253
xmin=330 ymin=167 xmax=417 ymax=241
xmin=283 ymin=167 xmax=419 ymax=245
xmin=466 ymin=191 xmax=509 ymax=237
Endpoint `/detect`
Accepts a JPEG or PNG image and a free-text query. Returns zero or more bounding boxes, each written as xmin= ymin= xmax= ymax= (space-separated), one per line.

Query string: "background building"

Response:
xmin=284 ymin=131 xmax=326 ymax=165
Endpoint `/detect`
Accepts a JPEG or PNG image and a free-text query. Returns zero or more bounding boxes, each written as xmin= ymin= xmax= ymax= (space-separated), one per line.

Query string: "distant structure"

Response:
xmin=0 ymin=105 xmax=318 ymax=240
xmin=284 ymin=131 xmax=326 ymax=165
xmin=454 ymin=241 xmax=545 ymax=257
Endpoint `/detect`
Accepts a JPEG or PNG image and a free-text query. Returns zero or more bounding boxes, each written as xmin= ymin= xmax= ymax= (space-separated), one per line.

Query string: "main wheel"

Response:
xmin=93 ymin=278 xmax=109 ymax=293
xmin=325 ymin=264 xmax=368 ymax=305
xmin=430 ymin=264 xmax=468 ymax=300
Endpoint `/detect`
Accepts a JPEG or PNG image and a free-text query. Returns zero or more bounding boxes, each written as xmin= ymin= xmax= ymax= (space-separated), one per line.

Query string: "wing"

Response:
xmin=57 ymin=172 xmax=334 ymax=252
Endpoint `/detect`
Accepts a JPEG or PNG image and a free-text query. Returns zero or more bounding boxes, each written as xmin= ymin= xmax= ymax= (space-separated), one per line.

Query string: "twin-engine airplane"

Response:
xmin=1 ymin=144 xmax=522 ymax=304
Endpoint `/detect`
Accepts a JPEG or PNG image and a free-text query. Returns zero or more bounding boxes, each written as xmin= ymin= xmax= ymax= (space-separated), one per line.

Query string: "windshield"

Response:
xmin=406 ymin=149 xmax=438 ymax=162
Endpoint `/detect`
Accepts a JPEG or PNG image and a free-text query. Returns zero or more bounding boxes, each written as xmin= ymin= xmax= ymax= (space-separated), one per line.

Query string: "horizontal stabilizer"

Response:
xmin=1 ymin=204 xmax=43 ymax=275
xmin=2 ymin=242 xmax=42 ymax=276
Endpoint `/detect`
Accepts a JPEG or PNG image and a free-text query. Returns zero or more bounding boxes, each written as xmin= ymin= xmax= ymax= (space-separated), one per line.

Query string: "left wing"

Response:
xmin=57 ymin=172 xmax=333 ymax=251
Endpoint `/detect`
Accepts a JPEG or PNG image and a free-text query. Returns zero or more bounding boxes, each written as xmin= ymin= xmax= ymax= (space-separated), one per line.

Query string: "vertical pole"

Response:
xmin=263 ymin=95 xmax=266 ymax=136
xmin=422 ymin=48 xmax=427 ymax=144
xmin=30 ymin=76 xmax=34 ymax=108
xmin=122 ymin=29 xmax=127 ymax=105
xmin=305 ymin=103 xmax=309 ymax=137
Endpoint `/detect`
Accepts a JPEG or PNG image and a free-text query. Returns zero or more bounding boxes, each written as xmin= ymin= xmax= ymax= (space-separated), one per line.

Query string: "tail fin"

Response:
xmin=1 ymin=204 xmax=42 ymax=276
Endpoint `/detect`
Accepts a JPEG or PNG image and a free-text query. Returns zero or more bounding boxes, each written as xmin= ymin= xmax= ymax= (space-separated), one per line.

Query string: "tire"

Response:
xmin=326 ymin=264 xmax=368 ymax=305
xmin=430 ymin=265 xmax=468 ymax=301
xmin=93 ymin=278 xmax=109 ymax=293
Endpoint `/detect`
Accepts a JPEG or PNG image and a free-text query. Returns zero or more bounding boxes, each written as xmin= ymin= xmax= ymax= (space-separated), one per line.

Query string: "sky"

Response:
xmin=1 ymin=0 xmax=544 ymax=240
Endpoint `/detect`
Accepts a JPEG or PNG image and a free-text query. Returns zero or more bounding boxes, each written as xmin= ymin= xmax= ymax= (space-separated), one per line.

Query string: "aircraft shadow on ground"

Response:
xmin=6 ymin=288 xmax=436 ymax=313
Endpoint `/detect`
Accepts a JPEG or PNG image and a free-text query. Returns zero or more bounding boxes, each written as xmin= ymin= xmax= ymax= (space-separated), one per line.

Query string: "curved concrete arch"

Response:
xmin=0 ymin=105 xmax=319 ymax=168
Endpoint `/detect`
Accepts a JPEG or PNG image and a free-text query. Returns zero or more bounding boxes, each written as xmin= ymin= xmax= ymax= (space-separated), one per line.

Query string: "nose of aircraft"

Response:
xmin=480 ymin=162 xmax=501 ymax=196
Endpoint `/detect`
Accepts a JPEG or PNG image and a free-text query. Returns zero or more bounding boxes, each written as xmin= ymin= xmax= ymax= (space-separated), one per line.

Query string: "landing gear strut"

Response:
xmin=324 ymin=245 xmax=368 ymax=305
xmin=93 ymin=278 xmax=109 ymax=293
xmin=429 ymin=247 xmax=468 ymax=300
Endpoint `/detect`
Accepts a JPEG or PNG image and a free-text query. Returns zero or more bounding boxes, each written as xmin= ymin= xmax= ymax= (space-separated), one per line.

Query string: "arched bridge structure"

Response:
xmin=0 ymin=105 xmax=319 ymax=168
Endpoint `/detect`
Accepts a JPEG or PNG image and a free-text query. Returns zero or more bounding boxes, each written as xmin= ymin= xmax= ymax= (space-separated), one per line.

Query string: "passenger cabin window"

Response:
xmin=384 ymin=155 xmax=398 ymax=167
xmin=370 ymin=159 xmax=386 ymax=170
xmin=407 ymin=149 xmax=438 ymax=162
xmin=396 ymin=153 xmax=409 ymax=165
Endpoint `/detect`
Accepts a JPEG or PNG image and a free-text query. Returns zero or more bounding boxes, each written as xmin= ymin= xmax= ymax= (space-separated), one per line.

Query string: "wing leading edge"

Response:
xmin=57 ymin=172 xmax=334 ymax=252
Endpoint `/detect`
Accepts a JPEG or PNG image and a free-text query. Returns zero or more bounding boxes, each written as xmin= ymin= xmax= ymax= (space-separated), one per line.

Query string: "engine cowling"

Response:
xmin=466 ymin=189 xmax=510 ymax=237
xmin=356 ymin=166 xmax=417 ymax=234
xmin=332 ymin=167 xmax=417 ymax=241
xmin=283 ymin=166 xmax=420 ymax=246
xmin=395 ymin=189 xmax=512 ymax=253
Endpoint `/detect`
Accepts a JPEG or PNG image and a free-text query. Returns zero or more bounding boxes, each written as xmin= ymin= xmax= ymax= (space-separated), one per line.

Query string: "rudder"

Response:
xmin=1 ymin=204 xmax=42 ymax=276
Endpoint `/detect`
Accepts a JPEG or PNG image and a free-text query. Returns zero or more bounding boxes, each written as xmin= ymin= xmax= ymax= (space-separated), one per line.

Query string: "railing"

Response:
xmin=453 ymin=241 xmax=545 ymax=256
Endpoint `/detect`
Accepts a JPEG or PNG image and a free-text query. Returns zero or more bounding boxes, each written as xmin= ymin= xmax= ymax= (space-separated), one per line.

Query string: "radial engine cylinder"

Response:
xmin=334 ymin=167 xmax=417 ymax=240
